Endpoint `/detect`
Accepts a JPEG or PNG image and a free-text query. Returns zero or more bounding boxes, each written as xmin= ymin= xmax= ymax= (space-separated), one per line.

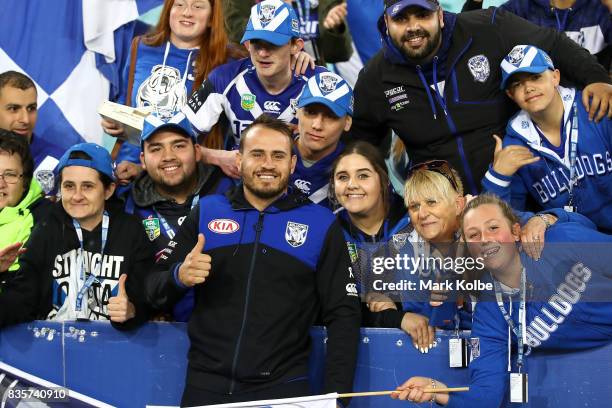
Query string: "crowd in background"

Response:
xmin=0 ymin=0 xmax=611 ymax=406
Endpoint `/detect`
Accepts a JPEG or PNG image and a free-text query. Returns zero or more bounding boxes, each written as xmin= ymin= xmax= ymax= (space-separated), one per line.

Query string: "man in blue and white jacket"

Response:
xmin=139 ymin=114 xmax=360 ymax=406
xmin=482 ymin=45 xmax=612 ymax=233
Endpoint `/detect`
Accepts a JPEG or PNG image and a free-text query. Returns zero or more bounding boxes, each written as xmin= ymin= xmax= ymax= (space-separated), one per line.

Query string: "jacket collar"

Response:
xmin=226 ymin=184 xmax=310 ymax=212
xmin=131 ymin=162 xmax=214 ymax=207
xmin=508 ymin=86 xmax=576 ymax=167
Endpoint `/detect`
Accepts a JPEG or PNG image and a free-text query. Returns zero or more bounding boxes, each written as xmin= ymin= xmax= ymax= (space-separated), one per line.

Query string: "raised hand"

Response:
xmin=108 ymin=274 xmax=136 ymax=323
xmin=178 ymin=234 xmax=211 ymax=287
xmin=491 ymin=134 xmax=540 ymax=177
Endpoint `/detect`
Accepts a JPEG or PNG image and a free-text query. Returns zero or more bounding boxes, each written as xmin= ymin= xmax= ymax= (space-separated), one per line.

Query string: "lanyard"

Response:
xmin=567 ymin=102 xmax=579 ymax=207
xmin=152 ymin=195 xmax=199 ymax=240
xmin=494 ymin=268 xmax=528 ymax=371
xmin=73 ymin=212 xmax=109 ymax=312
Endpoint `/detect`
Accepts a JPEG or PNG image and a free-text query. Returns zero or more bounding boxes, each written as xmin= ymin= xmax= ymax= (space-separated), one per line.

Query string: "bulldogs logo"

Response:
xmin=35 ymin=169 xmax=55 ymax=194
xmin=259 ymin=4 xmax=276 ymax=25
xmin=467 ymin=55 xmax=490 ymax=83
xmin=137 ymin=64 xmax=186 ymax=120
xmin=285 ymin=221 xmax=308 ymax=247
xmin=319 ymin=73 xmax=339 ymax=94
xmin=507 ymin=46 xmax=526 ymax=65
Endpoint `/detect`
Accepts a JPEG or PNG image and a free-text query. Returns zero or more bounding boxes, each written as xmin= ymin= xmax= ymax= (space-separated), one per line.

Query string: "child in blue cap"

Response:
xmin=482 ymin=45 xmax=612 ymax=233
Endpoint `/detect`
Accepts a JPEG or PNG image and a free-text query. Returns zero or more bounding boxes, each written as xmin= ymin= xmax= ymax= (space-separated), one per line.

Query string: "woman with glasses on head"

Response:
xmin=330 ymin=141 xmax=437 ymax=353
xmin=0 ymin=130 xmax=51 ymax=289
xmin=0 ymin=143 xmax=155 ymax=328
xmin=392 ymin=193 xmax=612 ymax=407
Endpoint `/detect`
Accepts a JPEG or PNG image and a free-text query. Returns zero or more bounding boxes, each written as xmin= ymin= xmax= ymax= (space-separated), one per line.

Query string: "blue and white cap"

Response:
xmin=500 ymin=45 xmax=555 ymax=90
xmin=55 ymin=143 xmax=116 ymax=181
xmin=240 ymin=0 xmax=300 ymax=46
xmin=141 ymin=111 xmax=195 ymax=146
xmin=297 ymin=72 xmax=354 ymax=117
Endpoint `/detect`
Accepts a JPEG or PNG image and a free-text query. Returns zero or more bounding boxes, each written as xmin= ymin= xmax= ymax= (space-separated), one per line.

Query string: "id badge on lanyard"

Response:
xmin=494 ymin=268 xmax=529 ymax=403
xmin=73 ymin=212 xmax=109 ymax=317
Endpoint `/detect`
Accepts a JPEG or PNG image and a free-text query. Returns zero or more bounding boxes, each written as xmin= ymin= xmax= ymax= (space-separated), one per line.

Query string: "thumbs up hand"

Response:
xmin=108 ymin=274 xmax=136 ymax=323
xmin=178 ymin=234 xmax=211 ymax=287
xmin=491 ymin=134 xmax=540 ymax=177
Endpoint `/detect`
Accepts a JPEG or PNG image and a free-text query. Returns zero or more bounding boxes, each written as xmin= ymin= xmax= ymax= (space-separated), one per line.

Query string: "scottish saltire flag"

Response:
xmin=147 ymin=393 xmax=339 ymax=408
xmin=0 ymin=0 xmax=161 ymax=152
xmin=0 ymin=361 xmax=114 ymax=408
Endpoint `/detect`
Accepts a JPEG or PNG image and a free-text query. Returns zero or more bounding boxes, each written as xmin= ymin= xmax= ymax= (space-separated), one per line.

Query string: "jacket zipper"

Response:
xmin=229 ymin=211 xmax=264 ymax=394
xmin=445 ymin=39 xmax=479 ymax=195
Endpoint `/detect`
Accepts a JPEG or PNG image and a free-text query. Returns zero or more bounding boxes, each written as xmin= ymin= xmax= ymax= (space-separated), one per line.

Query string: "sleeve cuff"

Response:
xmin=172 ymin=263 xmax=189 ymax=289
xmin=484 ymin=166 xmax=513 ymax=188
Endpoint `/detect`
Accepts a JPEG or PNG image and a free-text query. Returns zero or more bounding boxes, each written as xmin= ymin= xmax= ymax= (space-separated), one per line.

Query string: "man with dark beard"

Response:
xmin=350 ymin=0 xmax=612 ymax=196
xmin=123 ymin=111 xmax=232 ymax=321
xmin=139 ymin=115 xmax=360 ymax=406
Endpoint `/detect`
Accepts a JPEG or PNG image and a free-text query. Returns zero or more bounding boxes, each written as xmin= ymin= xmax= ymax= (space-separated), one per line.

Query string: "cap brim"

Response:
xmin=141 ymin=123 xmax=193 ymax=145
xmin=241 ymin=30 xmax=292 ymax=46
xmin=501 ymin=66 xmax=551 ymax=90
xmin=386 ymin=0 xmax=437 ymax=17
xmin=297 ymin=96 xmax=348 ymax=118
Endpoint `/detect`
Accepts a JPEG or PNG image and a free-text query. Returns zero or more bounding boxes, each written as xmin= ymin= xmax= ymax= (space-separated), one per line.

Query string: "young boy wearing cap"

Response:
xmin=183 ymin=0 xmax=329 ymax=179
xmin=482 ymin=45 xmax=612 ymax=233
xmin=291 ymin=71 xmax=353 ymax=207
xmin=0 ymin=143 xmax=155 ymax=328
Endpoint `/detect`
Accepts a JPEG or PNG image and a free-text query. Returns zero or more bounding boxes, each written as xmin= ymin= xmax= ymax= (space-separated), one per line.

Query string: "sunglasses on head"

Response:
xmin=407 ymin=160 xmax=460 ymax=192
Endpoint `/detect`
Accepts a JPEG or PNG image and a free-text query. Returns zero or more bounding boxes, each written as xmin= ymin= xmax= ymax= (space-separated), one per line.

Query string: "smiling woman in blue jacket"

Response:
xmin=392 ymin=193 xmax=612 ymax=407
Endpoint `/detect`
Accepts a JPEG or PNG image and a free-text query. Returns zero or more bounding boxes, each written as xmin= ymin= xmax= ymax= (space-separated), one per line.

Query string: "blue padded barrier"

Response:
xmin=1 ymin=321 xmax=611 ymax=407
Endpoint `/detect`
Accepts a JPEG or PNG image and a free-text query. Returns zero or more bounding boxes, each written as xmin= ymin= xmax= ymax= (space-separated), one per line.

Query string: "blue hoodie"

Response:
xmin=446 ymin=222 xmax=612 ymax=408
xmin=498 ymin=0 xmax=610 ymax=57
xmin=482 ymin=87 xmax=612 ymax=233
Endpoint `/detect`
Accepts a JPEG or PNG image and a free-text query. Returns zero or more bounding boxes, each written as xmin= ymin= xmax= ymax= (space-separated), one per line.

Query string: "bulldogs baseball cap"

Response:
xmin=141 ymin=111 xmax=195 ymax=147
xmin=385 ymin=0 xmax=440 ymax=17
xmin=297 ymin=72 xmax=354 ymax=117
xmin=241 ymin=0 xmax=300 ymax=46
xmin=500 ymin=45 xmax=555 ymax=90
xmin=55 ymin=143 xmax=115 ymax=181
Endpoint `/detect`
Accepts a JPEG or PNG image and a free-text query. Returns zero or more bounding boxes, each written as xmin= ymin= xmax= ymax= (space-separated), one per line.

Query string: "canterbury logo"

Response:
xmin=294 ymin=179 xmax=311 ymax=193
xmin=345 ymin=283 xmax=358 ymax=296
xmin=263 ymin=101 xmax=281 ymax=112
xmin=208 ymin=219 xmax=240 ymax=234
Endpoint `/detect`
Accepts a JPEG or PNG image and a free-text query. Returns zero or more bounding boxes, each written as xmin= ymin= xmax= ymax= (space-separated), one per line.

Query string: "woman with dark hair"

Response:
xmin=0 ymin=130 xmax=50 ymax=286
xmin=0 ymin=143 xmax=155 ymax=327
xmin=393 ymin=193 xmax=612 ymax=407
xmin=330 ymin=141 xmax=437 ymax=352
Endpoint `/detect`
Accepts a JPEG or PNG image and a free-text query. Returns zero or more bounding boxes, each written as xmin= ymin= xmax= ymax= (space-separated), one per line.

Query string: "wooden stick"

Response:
xmin=338 ymin=387 xmax=469 ymax=398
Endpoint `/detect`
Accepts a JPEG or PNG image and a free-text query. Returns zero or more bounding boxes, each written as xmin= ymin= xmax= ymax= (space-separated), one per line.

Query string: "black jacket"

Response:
xmin=0 ymin=201 xmax=156 ymax=328
xmin=125 ymin=162 xmax=232 ymax=252
xmin=142 ymin=186 xmax=361 ymax=400
xmin=351 ymin=8 xmax=611 ymax=195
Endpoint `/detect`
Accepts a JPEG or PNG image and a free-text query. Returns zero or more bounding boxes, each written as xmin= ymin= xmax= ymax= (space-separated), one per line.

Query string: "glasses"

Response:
xmin=0 ymin=171 xmax=23 ymax=184
xmin=407 ymin=160 xmax=459 ymax=192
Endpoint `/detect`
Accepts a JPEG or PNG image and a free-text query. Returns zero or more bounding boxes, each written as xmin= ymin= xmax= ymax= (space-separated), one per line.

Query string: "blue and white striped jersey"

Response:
xmin=183 ymin=57 xmax=328 ymax=148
